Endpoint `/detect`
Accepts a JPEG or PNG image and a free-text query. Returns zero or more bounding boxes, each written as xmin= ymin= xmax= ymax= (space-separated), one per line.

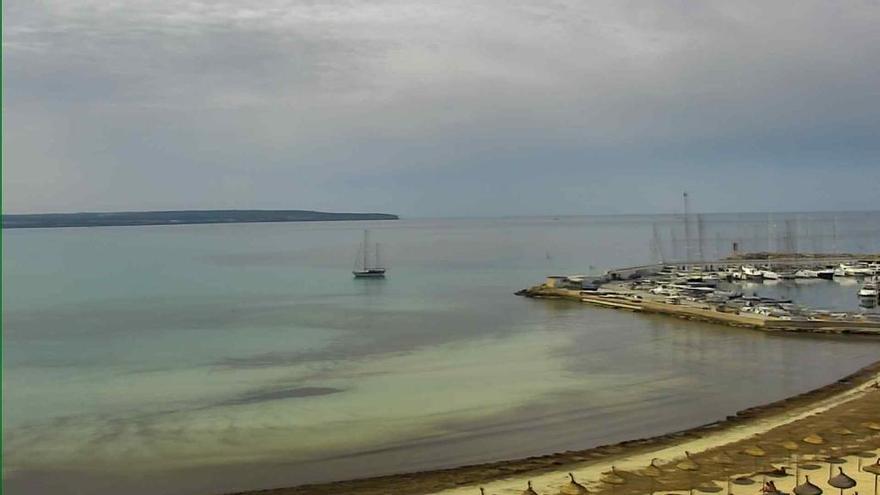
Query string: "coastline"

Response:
xmin=1 ymin=210 xmax=399 ymax=229
xmin=229 ymin=360 xmax=880 ymax=495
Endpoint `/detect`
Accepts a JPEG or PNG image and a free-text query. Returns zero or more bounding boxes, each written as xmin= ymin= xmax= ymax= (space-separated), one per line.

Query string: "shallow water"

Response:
xmin=3 ymin=213 xmax=880 ymax=495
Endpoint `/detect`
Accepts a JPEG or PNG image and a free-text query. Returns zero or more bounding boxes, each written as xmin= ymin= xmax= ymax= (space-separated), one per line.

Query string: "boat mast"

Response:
xmin=683 ymin=192 xmax=691 ymax=261
xmin=363 ymin=230 xmax=369 ymax=270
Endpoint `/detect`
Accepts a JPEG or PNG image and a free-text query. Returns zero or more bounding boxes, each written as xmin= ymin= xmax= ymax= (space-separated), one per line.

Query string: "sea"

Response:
xmin=3 ymin=212 xmax=880 ymax=495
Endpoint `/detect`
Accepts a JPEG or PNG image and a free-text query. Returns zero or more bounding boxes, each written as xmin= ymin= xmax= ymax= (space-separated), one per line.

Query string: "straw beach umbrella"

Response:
xmin=743 ymin=446 xmax=768 ymax=483
xmin=828 ymin=467 xmax=857 ymax=495
xmin=854 ymin=451 xmax=876 ymax=471
xmin=824 ymin=456 xmax=847 ymax=479
xmin=642 ymin=458 xmax=662 ymax=495
xmin=710 ymin=452 xmax=736 ymax=495
xmin=523 ymin=481 xmax=540 ymax=495
xmin=601 ymin=466 xmax=626 ymax=495
xmin=730 ymin=448 xmax=757 ymax=487
xmin=794 ymin=476 xmax=823 ymax=495
xmin=676 ymin=452 xmax=700 ymax=495
xmin=803 ymin=434 xmax=826 ymax=446
xmin=765 ymin=466 xmax=790 ymax=478
xmin=782 ymin=441 xmax=800 ymax=451
xmin=696 ymin=481 xmax=723 ymax=494
xmin=782 ymin=441 xmax=801 ymax=483
xmin=731 ymin=477 xmax=756 ymax=486
xmin=601 ymin=466 xmax=626 ymax=486
xmin=863 ymin=460 xmax=880 ymax=495
xmin=560 ymin=473 xmax=589 ymax=495
xmin=677 ymin=451 xmax=699 ymax=471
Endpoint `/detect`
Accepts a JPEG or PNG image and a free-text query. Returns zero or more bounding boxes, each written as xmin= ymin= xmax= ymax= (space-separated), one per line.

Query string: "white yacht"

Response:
xmin=741 ymin=265 xmax=764 ymax=280
xmin=836 ymin=263 xmax=876 ymax=277
xmin=858 ymin=277 xmax=878 ymax=301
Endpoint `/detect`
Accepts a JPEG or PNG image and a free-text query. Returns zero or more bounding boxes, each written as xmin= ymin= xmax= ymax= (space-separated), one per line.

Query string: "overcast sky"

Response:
xmin=3 ymin=1 xmax=879 ymax=216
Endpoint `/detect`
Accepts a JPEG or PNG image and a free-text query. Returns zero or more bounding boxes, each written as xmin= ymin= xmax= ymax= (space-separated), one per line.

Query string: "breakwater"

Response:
xmin=519 ymin=255 xmax=880 ymax=335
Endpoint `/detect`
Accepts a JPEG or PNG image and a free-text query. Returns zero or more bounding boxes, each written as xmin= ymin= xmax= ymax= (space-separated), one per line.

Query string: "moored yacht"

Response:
xmin=353 ymin=230 xmax=387 ymax=278
xmin=836 ymin=263 xmax=876 ymax=277
xmin=858 ymin=277 xmax=878 ymax=302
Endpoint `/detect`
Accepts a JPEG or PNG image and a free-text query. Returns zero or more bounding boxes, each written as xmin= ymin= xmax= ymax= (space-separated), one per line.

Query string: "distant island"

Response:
xmin=2 ymin=210 xmax=399 ymax=229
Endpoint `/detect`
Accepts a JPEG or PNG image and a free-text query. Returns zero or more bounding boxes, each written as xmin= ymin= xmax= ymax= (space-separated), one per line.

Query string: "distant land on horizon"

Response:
xmin=1 ymin=210 xmax=400 ymax=229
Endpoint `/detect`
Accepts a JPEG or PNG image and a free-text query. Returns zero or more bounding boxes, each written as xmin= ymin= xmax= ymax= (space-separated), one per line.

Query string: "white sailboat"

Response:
xmin=353 ymin=230 xmax=387 ymax=278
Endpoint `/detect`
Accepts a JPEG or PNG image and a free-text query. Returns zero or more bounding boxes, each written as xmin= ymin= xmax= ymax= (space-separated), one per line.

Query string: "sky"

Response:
xmin=3 ymin=0 xmax=880 ymax=217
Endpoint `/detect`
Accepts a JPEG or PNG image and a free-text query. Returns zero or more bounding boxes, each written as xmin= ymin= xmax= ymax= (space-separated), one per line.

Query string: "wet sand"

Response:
xmin=230 ymin=361 xmax=880 ymax=495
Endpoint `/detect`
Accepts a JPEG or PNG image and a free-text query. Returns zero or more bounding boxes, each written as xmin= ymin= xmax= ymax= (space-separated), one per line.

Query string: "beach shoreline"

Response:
xmin=228 ymin=360 xmax=880 ymax=495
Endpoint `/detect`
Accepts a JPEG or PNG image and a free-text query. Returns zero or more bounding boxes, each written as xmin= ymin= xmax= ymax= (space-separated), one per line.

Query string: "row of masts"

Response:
xmin=650 ymin=193 xmax=872 ymax=263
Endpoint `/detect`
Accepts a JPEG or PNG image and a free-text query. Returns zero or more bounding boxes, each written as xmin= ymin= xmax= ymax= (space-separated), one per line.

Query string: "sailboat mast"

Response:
xmin=363 ymin=230 xmax=369 ymax=270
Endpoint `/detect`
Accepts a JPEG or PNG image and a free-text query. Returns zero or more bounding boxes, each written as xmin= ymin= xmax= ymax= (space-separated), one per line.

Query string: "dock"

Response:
xmin=518 ymin=254 xmax=880 ymax=336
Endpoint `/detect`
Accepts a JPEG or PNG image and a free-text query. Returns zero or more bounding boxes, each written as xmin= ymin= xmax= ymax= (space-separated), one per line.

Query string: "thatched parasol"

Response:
xmin=601 ymin=466 xmax=626 ymax=485
xmin=642 ymin=458 xmax=663 ymax=495
xmin=863 ymin=460 xmax=880 ymax=495
xmin=696 ymin=481 xmax=723 ymax=494
xmin=828 ymin=467 xmax=857 ymax=495
xmin=794 ymin=476 xmax=823 ymax=495
xmin=831 ymin=426 xmax=855 ymax=436
xmin=676 ymin=452 xmax=700 ymax=495
xmin=824 ymin=456 xmax=847 ymax=479
xmin=803 ymin=434 xmax=826 ymax=446
xmin=523 ymin=480 xmax=540 ymax=495
xmin=677 ymin=451 xmax=700 ymax=471
xmin=731 ymin=477 xmax=756 ymax=486
xmin=601 ymin=465 xmax=626 ymax=495
xmin=764 ymin=466 xmax=790 ymax=478
xmin=782 ymin=441 xmax=801 ymax=482
xmin=710 ymin=452 xmax=735 ymax=495
xmin=743 ymin=446 xmax=768 ymax=483
xmin=855 ymin=451 xmax=877 ymax=471
xmin=560 ymin=473 xmax=589 ymax=495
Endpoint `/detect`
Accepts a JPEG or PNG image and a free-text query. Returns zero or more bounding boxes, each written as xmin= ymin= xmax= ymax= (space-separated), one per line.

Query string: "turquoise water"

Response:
xmin=3 ymin=214 xmax=880 ymax=495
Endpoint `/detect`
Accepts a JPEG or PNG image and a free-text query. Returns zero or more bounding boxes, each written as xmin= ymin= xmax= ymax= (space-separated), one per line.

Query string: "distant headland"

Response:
xmin=1 ymin=210 xmax=399 ymax=229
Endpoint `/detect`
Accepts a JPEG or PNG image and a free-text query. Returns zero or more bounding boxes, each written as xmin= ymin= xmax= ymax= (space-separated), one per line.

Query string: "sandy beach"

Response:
xmin=231 ymin=361 xmax=880 ymax=495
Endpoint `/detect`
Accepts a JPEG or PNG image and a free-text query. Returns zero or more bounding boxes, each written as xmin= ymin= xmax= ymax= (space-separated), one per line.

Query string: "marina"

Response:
xmin=518 ymin=254 xmax=880 ymax=335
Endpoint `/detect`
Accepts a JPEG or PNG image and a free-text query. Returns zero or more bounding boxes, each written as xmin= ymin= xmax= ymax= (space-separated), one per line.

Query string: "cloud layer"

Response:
xmin=4 ymin=1 xmax=880 ymax=215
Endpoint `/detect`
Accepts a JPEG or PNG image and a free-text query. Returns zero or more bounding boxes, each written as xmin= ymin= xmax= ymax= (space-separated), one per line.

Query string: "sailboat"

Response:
xmin=353 ymin=230 xmax=387 ymax=278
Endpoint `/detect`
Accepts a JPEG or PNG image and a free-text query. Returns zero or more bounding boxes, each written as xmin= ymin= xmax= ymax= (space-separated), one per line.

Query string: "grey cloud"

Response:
xmin=4 ymin=1 xmax=880 ymax=214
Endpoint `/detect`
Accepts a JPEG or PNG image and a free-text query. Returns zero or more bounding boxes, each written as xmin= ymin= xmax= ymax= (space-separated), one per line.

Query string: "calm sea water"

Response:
xmin=4 ymin=213 xmax=880 ymax=495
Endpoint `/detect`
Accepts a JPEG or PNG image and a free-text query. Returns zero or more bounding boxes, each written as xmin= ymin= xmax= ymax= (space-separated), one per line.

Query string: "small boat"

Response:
xmin=741 ymin=265 xmax=764 ymax=280
xmin=858 ymin=278 xmax=878 ymax=304
xmin=760 ymin=269 xmax=780 ymax=280
xmin=836 ymin=263 xmax=876 ymax=277
xmin=353 ymin=230 xmax=387 ymax=278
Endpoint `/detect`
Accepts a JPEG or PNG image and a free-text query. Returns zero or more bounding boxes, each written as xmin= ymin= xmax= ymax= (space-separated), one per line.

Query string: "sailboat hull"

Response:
xmin=353 ymin=269 xmax=386 ymax=278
